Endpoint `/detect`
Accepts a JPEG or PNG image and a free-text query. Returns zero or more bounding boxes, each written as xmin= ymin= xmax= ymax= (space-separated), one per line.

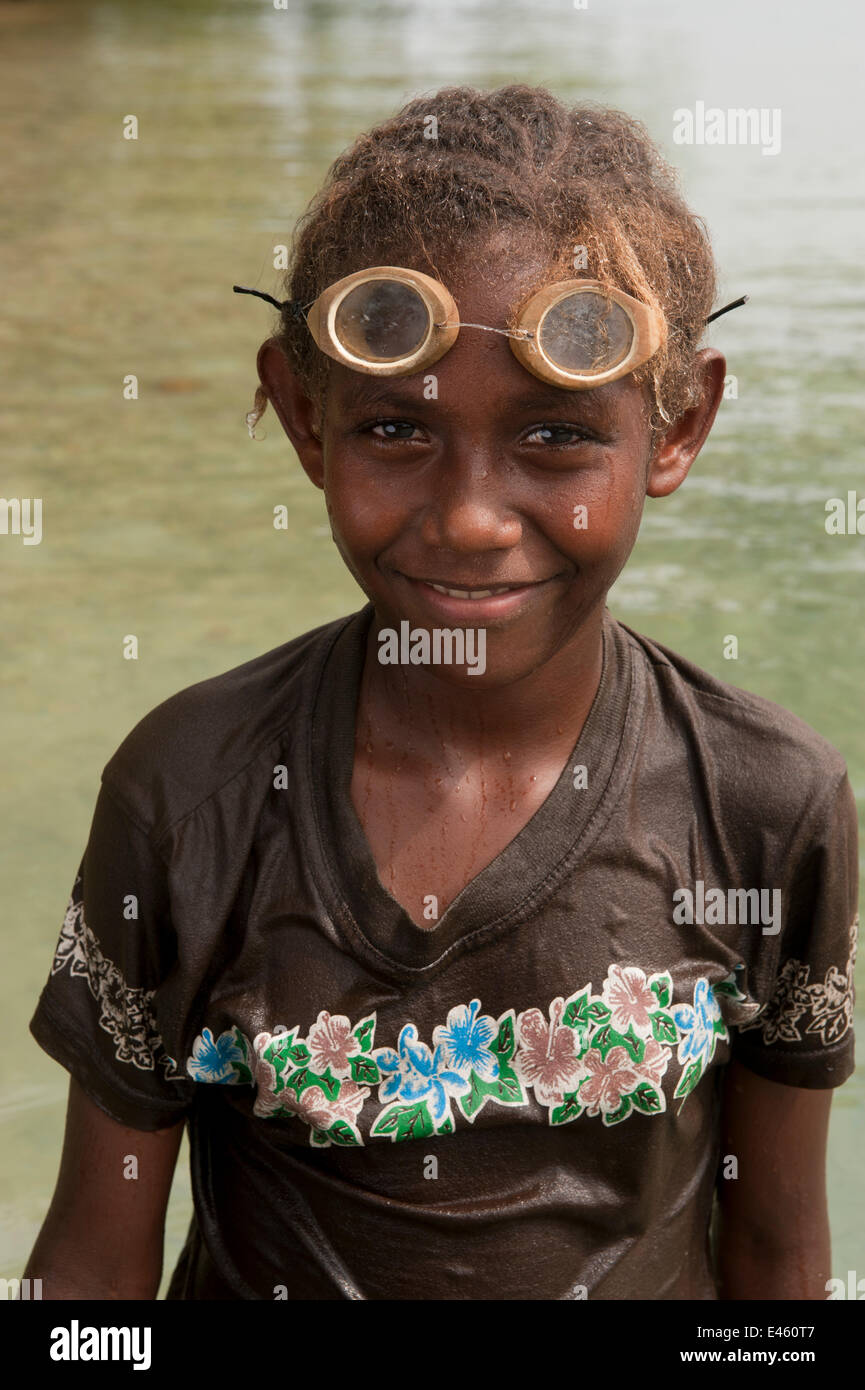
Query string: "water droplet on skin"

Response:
xmin=509 ymin=799 xmax=517 ymax=811
xmin=556 ymin=725 xmax=563 ymax=735
xmin=365 ymin=741 xmax=373 ymax=754
xmin=530 ymin=775 xmax=537 ymax=782
xmin=503 ymin=751 xmax=511 ymax=762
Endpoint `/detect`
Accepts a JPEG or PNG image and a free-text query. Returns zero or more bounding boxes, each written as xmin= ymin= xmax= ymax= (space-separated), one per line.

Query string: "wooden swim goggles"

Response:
xmin=234 ymin=268 xmax=746 ymax=390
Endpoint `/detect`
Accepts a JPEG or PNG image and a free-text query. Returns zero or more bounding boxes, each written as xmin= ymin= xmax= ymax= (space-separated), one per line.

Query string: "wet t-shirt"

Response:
xmin=30 ymin=605 xmax=858 ymax=1300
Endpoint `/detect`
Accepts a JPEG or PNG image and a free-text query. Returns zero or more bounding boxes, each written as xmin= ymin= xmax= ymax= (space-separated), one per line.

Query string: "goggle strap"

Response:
xmin=233 ymin=285 xmax=310 ymax=322
xmin=705 ymin=294 xmax=749 ymax=324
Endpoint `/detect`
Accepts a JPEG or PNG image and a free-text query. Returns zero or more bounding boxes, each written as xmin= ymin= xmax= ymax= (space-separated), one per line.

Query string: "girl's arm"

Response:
xmin=714 ymin=1057 xmax=833 ymax=1299
xmin=23 ymin=1077 xmax=184 ymax=1300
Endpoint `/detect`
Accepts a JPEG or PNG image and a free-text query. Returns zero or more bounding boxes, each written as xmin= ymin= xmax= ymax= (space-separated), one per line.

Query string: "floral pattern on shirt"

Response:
xmin=51 ymin=884 xmax=181 ymax=1078
xmin=512 ymin=968 xmax=682 ymax=1125
xmin=186 ymin=1025 xmax=252 ymax=1084
xmin=183 ymin=963 xmax=779 ymax=1142
xmin=249 ymin=1015 xmax=380 ymax=1147
xmin=737 ymin=915 xmax=858 ymax=1048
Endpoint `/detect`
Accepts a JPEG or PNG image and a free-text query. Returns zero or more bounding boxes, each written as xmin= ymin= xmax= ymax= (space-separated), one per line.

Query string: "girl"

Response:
xmin=26 ymin=85 xmax=856 ymax=1300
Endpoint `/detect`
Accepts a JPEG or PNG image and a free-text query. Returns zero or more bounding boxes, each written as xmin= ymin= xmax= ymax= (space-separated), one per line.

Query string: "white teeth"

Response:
xmin=429 ymin=584 xmax=514 ymax=598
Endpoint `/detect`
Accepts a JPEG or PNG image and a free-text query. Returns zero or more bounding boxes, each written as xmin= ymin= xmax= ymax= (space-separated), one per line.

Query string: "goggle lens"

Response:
xmin=537 ymin=291 xmax=632 ymax=373
xmin=334 ymin=278 xmax=431 ymax=362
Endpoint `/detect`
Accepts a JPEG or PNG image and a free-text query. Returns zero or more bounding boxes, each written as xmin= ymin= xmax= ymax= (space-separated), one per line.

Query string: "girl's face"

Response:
xmin=261 ymin=242 xmax=725 ymax=689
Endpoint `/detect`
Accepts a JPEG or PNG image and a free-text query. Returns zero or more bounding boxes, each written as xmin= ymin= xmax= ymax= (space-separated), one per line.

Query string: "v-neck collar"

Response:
xmin=307 ymin=603 xmax=644 ymax=978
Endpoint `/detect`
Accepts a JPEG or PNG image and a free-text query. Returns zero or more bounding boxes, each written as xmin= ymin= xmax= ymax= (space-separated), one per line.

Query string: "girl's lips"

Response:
xmin=399 ymin=573 xmax=552 ymax=621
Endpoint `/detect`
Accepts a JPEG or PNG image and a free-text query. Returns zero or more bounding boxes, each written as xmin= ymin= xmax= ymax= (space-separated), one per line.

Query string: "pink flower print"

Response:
xmin=601 ymin=965 xmax=657 ymax=1035
xmin=306 ymin=1010 xmax=360 ymax=1080
xmin=328 ymin=1079 xmax=369 ymax=1126
xmin=634 ymin=1037 xmax=671 ymax=1088
xmin=252 ymin=1055 xmax=287 ymax=1119
xmin=579 ymin=1046 xmax=640 ymax=1117
xmin=515 ymin=998 xmax=584 ymax=1108
xmin=279 ymin=1085 xmax=334 ymax=1129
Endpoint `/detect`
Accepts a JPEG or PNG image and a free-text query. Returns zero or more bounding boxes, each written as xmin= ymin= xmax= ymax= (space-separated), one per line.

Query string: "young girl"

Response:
xmin=26 ymin=85 xmax=857 ymax=1301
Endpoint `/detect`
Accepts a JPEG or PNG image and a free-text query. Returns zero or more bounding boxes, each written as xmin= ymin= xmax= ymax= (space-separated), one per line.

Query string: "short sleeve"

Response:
xmin=29 ymin=777 xmax=196 ymax=1130
xmin=731 ymin=770 xmax=858 ymax=1088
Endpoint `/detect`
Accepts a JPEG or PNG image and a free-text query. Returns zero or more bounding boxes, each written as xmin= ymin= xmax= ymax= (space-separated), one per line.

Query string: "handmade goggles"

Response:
xmin=234 ymin=268 xmax=745 ymax=390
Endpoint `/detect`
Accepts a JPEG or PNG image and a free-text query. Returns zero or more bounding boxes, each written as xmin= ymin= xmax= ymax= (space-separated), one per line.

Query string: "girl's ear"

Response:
xmin=646 ymin=348 xmax=727 ymax=498
xmin=256 ymin=337 xmax=324 ymax=488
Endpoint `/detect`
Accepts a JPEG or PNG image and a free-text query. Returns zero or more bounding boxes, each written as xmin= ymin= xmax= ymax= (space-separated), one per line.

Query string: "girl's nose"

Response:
xmin=418 ymin=461 xmax=523 ymax=553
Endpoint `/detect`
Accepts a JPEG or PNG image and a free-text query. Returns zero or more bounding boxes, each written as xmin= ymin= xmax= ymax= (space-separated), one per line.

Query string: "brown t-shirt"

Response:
xmin=29 ymin=604 xmax=858 ymax=1300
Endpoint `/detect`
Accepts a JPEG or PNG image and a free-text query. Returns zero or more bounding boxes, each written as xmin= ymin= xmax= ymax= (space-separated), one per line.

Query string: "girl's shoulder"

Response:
xmin=101 ymin=608 xmax=362 ymax=840
xmin=616 ymin=616 xmax=850 ymax=812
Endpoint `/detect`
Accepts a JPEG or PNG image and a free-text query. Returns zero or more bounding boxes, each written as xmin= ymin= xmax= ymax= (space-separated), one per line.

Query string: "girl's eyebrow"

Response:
xmin=501 ymin=387 xmax=611 ymax=415
xmin=339 ymin=380 xmax=427 ymax=413
xmin=339 ymin=378 xmax=611 ymax=415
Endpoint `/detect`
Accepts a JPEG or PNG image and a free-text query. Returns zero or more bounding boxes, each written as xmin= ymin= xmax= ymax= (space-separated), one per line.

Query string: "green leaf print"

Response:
xmin=371 ymin=1102 xmax=434 ymax=1143
xmin=283 ymin=1063 xmax=339 ymax=1100
xmin=650 ymin=1010 xmax=678 ymax=1045
xmin=459 ymin=1053 xmax=525 ymax=1121
xmin=438 ymin=1117 xmax=454 ymax=1135
xmin=233 ymin=1062 xmax=253 ymax=1086
xmin=492 ymin=1012 xmax=515 ymax=1059
xmin=619 ymin=1024 xmax=644 ymax=1061
xmin=562 ymin=988 xmax=591 ymax=1031
xmin=264 ymin=1029 xmax=299 ymax=1076
xmin=327 ymin=1119 xmax=360 ymax=1146
xmin=603 ymin=1095 xmax=632 ymax=1126
xmin=551 ymin=1089 xmax=584 ymax=1125
xmin=714 ymin=969 xmax=747 ymax=1001
xmin=562 ymin=990 xmax=593 ymax=1052
xmin=283 ymin=1066 xmax=311 ymax=1097
xmin=286 ymin=1041 xmax=311 ymax=1067
xmin=349 ymin=1054 xmax=380 ymax=1086
xmin=674 ymin=1059 xmax=704 ymax=1101
xmin=650 ymin=973 xmax=673 ymax=1009
xmin=630 ymin=1082 xmax=663 ymax=1115
xmin=353 ymin=1016 xmax=376 ymax=1052
xmin=310 ymin=1127 xmax=330 ymax=1146
xmin=590 ymin=1024 xmax=643 ymax=1063
xmin=586 ymin=1000 xmax=611 ymax=1025
xmin=315 ymin=1067 xmax=340 ymax=1101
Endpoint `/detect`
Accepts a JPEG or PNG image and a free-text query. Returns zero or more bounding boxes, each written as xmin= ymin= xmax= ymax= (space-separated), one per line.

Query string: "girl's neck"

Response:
xmin=359 ymin=604 xmax=606 ymax=767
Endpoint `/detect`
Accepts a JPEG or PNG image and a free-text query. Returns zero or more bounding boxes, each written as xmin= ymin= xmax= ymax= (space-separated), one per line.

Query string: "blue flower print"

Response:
xmin=671 ymin=979 xmax=725 ymax=1069
xmin=374 ymin=1024 xmax=470 ymax=1125
xmin=432 ymin=999 xmax=500 ymax=1082
xmin=186 ymin=1026 xmax=248 ymax=1083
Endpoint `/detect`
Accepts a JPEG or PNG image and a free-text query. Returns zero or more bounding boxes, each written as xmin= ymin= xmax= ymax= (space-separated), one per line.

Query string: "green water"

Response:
xmin=1 ymin=0 xmax=862 ymax=1295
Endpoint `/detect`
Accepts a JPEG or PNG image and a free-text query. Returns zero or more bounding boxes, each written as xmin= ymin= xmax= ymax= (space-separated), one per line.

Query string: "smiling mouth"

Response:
xmin=404 ymin=577 xmax=545 ymax=599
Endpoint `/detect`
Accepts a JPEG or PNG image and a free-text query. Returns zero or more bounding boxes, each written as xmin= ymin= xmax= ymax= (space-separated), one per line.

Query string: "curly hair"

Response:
xmin=250 ymin=85 xmax=717 ymax=444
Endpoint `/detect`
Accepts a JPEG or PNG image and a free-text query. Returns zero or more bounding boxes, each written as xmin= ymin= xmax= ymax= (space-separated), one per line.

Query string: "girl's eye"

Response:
xmin=366 ymin=419 xmax=422 ymax=441
xmin=524 ymin=423 xmax=596 ymax=446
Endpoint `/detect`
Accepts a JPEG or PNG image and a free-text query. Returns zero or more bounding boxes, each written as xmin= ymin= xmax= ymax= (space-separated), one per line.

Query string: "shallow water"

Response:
xmin=1 ymin=0 xmax=863 ymax=1295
